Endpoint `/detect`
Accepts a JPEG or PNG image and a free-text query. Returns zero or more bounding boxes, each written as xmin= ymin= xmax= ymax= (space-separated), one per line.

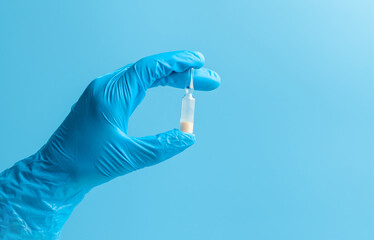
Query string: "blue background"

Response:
xmin=0 ymin=0 xmax=373 ymax=239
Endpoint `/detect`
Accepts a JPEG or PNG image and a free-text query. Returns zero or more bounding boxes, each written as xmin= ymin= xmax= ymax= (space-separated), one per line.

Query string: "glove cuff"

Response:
xmin=0 ymin=151 xmax=86 ymax=239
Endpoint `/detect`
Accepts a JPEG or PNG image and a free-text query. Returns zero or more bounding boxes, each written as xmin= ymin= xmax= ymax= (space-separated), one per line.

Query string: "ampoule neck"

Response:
xmin=185 ymin=88 xmax=194 ymax=96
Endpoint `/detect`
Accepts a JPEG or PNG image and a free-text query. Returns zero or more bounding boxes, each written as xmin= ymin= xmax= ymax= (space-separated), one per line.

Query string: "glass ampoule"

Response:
xmin=180 ymin=68 xmax=195 ymax=133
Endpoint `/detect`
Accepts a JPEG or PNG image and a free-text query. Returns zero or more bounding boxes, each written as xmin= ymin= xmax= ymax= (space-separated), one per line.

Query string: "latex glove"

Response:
xmin=0 ymin=51 xmax=220 ymax=239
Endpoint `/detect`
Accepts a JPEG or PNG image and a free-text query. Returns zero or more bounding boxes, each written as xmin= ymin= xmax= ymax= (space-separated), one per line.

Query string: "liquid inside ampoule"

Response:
xmin=179 ymin=69 xmax=195 ymax=133
xmin=180 ymin=121 xmax=194 ymax=133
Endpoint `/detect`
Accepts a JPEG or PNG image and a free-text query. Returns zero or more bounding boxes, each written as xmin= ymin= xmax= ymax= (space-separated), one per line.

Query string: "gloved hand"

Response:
xmin=0 ymin=51 xmax=220 ymax=239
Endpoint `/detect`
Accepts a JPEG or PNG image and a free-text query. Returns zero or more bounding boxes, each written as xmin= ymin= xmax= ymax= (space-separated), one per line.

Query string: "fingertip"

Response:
xmin=209 ymin=70 xmax=221 ymax=90
xmin=190 ymin=51 xmax=205 ymax=68
xmin=172 ymin=128 xmax=196 ymax=146
xmin=157 ymin=129 xmax=196 ymax=159
xmin=193 ymin=68 xmax=221 ymax=91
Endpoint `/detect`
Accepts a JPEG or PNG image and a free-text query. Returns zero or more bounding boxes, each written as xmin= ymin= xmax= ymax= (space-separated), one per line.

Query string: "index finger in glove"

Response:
xmin=151 ymin=67 xmax=221 ymax=91
xmin=123 ymin=50 xmax=205 ymax=92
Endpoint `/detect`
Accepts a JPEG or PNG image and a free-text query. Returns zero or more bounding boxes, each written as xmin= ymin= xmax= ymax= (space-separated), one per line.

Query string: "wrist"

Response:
xmin=0 ymin=151 xmax=86 ymax=238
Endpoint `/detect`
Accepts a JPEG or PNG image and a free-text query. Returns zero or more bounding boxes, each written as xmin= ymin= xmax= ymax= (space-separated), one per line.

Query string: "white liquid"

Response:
xmin=180 ymin=69 xmax=195 ymax=133
xmin=180 ymin=121 xmax=194 ymax=133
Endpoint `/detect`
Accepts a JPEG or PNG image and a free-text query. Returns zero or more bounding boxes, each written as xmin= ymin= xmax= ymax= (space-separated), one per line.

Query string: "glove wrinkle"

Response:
xmin=0 ymin=50 xmax=219 ymax=239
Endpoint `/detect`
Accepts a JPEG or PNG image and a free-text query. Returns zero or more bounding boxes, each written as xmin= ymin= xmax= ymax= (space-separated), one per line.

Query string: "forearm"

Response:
xmin=0 ymin=152 xmax=85 ymax=240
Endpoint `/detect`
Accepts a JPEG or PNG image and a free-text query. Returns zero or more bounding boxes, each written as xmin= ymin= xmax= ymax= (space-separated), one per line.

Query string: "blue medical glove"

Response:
xmin=0 ymin=51 xmax=220 ymax=239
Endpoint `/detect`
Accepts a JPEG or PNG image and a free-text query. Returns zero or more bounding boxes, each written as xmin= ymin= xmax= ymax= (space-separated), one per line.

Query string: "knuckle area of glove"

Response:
xmin=86 ymin=79 xmax=114 ymax=112
xmin=136 ymin=58 xmax=168 ymax=83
